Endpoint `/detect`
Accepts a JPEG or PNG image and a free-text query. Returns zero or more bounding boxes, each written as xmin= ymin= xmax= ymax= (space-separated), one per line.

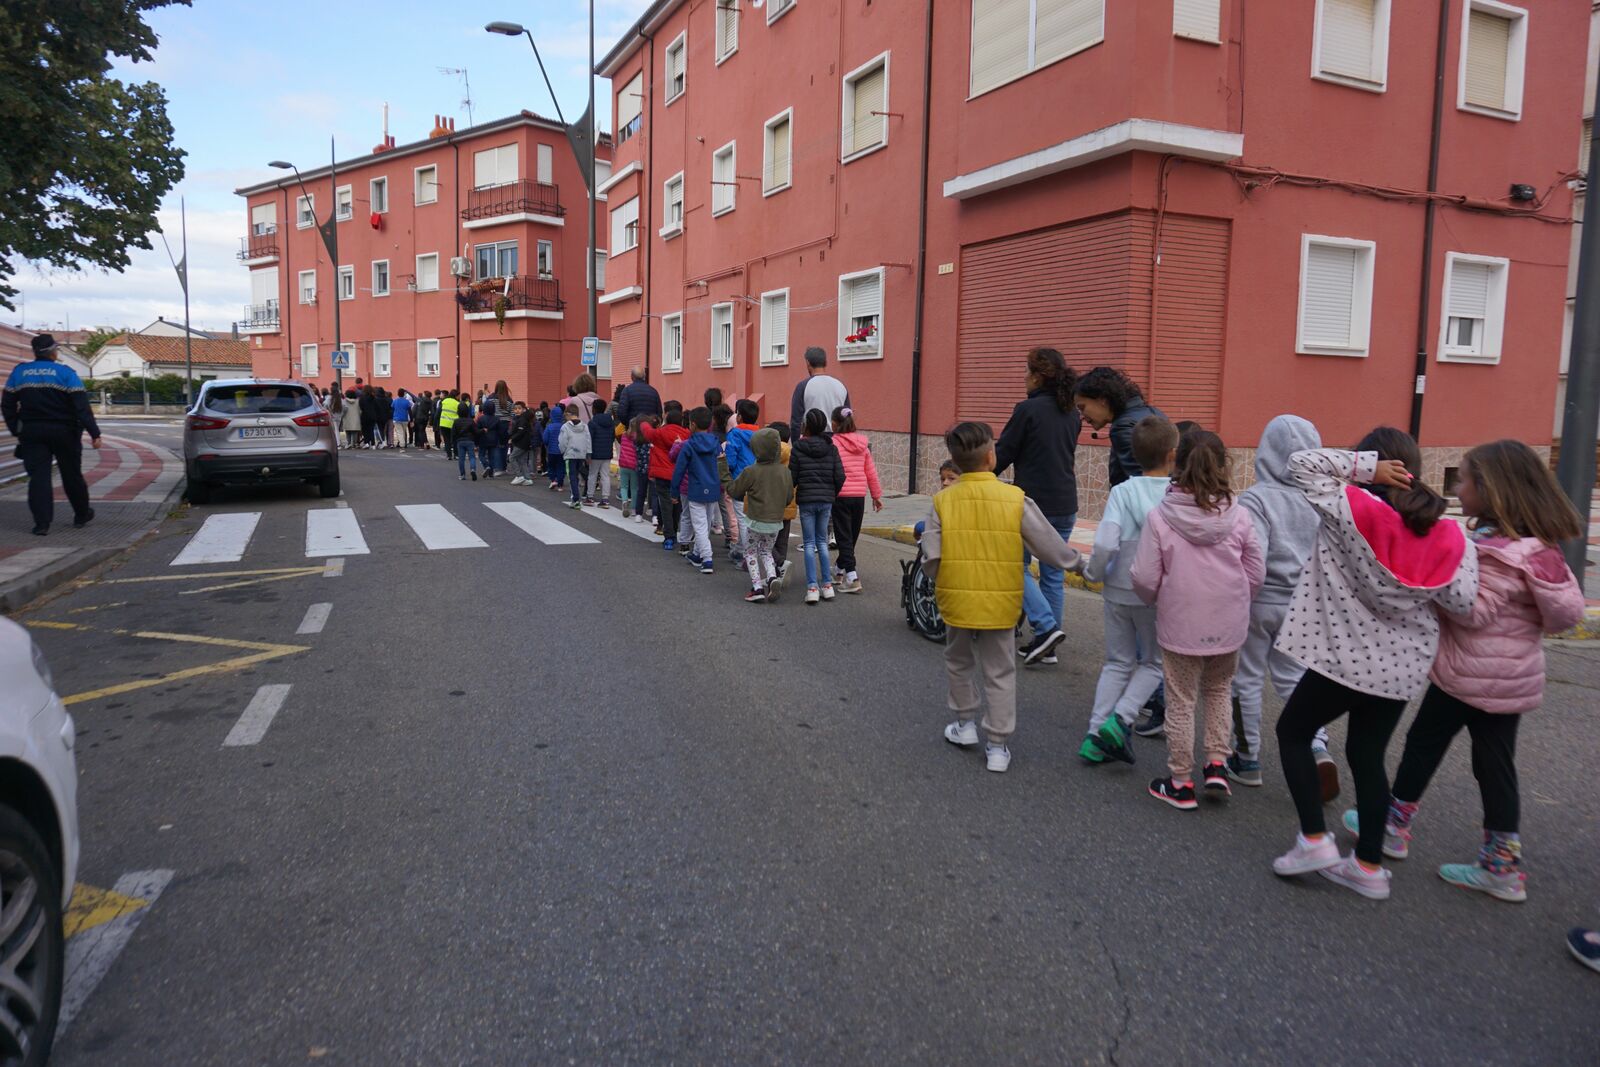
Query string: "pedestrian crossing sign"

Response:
xmin=330 ymin=350 xmax=352 ymax=370
xmin=581 ymin=336 xmax=598 ymax=367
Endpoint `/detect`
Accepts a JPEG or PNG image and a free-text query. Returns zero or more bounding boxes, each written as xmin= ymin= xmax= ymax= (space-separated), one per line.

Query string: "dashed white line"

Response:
xmin=305 ymin=508 xmax=370 ymax=557
xmin=223 ymin=684 xmax=292 ymax=747
xmin=59 ymin=869 xmax=175 ymax=1036
xmin=296 ymin=603 xmax=332 ymax=635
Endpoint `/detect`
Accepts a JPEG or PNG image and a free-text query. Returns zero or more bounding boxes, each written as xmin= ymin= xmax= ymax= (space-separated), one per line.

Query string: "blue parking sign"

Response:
xmin=581 ymin=336 xmax=598 ymax=367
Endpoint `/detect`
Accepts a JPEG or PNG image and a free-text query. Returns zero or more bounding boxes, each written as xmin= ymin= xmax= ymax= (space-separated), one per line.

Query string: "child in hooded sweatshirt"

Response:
xmin=1080 ymin=415 xmax=1177 ymax=766
xmin=728 ymin=427 xmax=794 ymax=603
xmin=722 ymin=399 xmax=762 ymax=565
xmin=829 ymin=405 xmax=883 ymax=594
xmin=543 ymin=402 xmax=567 ymax=491
xmin=1270 ymin=427 xmax=1478 ymax=901
xmin=642 ymin=411 xmax=690 ymax=548
xmin=671 ymin=406 xmax=724 ymax=573
xmin=558 ymin=406 xmax=591 ymax=508
xmin=1345 ymin=440 xmax=1584 ymax=903
xmin=1132 ymin=430 xmax=1264 ymax=809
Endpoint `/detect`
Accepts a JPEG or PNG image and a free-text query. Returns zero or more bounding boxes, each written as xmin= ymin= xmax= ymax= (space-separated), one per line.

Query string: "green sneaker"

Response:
xmin=1092 ymin=717 xmax=1136 ymax=765
xmin=1439 ymin=863 xmax=1526 ymax=903
xmin=1078 ymin=735 xmax=1107 ymax=763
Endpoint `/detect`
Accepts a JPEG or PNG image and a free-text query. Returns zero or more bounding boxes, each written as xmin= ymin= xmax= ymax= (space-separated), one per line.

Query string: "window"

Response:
xmin=764 ymin=110 xmax=792 ymax=194
xmin=250 ymin=202 xmax=276 ymax=235
xmin=1296 ymin=235 xmax=1376 ymax=357
xmin=1459 ymin=1 xmax=1527 ymax=119
xmin=969 ymin=0 xmax=1103 ymax=97
xmin=373 ymin=341 xmax=392 ymax=378
xmin=611 ymin=196 xmax=640 ymax=254
xmin=335 ymin=185 xmax=353 ymax=221
xmin=662 ymin=313 xmax=683 ymax=373
xmin=1174 ymin=0 xmax=1220 ymax=43
xmin=842 ymin=54 xmax=890 ymax=161
xmin=337 ymin=265 xmax=355 ymax=301
xmin=417 ymin=339 xmax=440 ymax=377
xmin=838 ymin=268 xmax=884 ymax=358
xmin=760 ymin=288 xmax=789 ymax=365
xmin=372 ymin=260 xmax=390 ymax=297
xmin=710 ymin=303 xmax=734 ymax=367
xmin=588 ymin=248 xmax=608 ymax=290
xmin=712 ymin=142 xmax=737 ymax=216
xmin=662 ymin=173 xmax=685 ymax=236
xmin=530 ymin=144 xmax=551 ymax=186
xmin=298 ymin=269 xmax=317 ymax=305
xmin=475 ymin=241 xmax=518 ymax=280
xmin=1312 ymin=0 xmax=1390 ymax=91
xmin=474 ymin=144 xmax=519 ymax=189
xmin=537 ymin=240 xmax=554 ymax=279
xmin=300 ymin=343 xmax=319 ymax=379
xmin=716 ymin=0 xmax=739 ymax=63
xmin=415 ymin=253 xmax=440 ymax=292
xmin=666 ymin=32 xmax=687 ymax=101
xmin=1439 ymin=253 xmax=1509 ymax=363
xmin=414 ymin=165 xmax=439 ymax=205
xmin=768 ymin=0 xmax=795 ymax=23
xmin=370 ymin=177 xmax=388 ymax=214
xmin=296 ymin=194 xmax=315 ymax=228
xmin=617 ymin=73 xmax=644 ymax=144
xmin=596 ymin=340 xmax=613 ymax=380
xmin=594 ymin=160 xmax=613 ymax=197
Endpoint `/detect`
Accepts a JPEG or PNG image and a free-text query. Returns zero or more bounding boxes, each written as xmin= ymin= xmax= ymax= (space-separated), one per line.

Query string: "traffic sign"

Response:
xmin=330 ymin=350 xmax=352 ymax=370
xmin=581 ymin=336 xmax=598 ymax=367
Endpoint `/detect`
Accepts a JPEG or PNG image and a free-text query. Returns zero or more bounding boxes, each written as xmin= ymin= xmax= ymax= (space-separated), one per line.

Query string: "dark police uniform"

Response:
xmin=2 ymin=335 xmax=101 ymax=533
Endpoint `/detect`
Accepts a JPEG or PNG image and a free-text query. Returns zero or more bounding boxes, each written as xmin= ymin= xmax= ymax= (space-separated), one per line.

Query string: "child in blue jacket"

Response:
xmin=542 ymin=402 xmax=566 ymax=490
xmin=672 ymin=405 xmax=724 ymax=573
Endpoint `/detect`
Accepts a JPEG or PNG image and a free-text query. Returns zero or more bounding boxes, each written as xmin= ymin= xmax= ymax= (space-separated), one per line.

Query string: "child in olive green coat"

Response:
xmin=728 ymin=427 xmax=794 ymax=603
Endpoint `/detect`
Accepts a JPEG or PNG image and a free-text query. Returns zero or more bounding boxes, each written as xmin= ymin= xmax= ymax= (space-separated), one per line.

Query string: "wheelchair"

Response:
xmin=899 ymin=543 xmax=946 ymax=642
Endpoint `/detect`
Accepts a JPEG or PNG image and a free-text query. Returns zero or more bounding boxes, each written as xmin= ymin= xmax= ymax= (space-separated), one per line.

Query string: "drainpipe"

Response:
xmin=906 ymin=0 xmax=935 ymax=493
xmin=453 ymin=139 xmax=463 ymax=393
xmin=642 ymin=28 xmax=655 ymax=382
xmin=1410 ymin=0 xmax=1451 ymax=440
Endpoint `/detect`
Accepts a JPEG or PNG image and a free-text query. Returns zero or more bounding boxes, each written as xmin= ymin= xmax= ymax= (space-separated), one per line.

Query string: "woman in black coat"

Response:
xmin=1072 ymin=366 xmax=1166 ymax=487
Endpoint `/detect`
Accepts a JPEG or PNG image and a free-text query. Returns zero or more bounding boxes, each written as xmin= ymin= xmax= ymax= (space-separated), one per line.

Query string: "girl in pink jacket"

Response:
xmin=1131 ymin=430 xmax=1264 ymax=810
xmin=1348 ymin=440 xmax=1586 ymax=903
xmin=828 ymin=406 xmax=883 ymax=594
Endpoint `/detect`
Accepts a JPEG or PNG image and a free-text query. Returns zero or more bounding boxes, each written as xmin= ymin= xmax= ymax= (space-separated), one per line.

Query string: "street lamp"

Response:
xmin=270 ymin=150 xmax=344 ymax=390
xmin=486 ymin=17 xmax=599 ymax=341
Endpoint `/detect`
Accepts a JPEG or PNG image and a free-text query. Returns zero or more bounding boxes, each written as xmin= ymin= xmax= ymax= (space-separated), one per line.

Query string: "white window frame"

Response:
xmin=665 ymin=31 xmax=688 ymax=103
xmin=414 ymin=164 xmax=439 ymax=206
xmin=536 ymin=143 xmax=554 ymax=186
xmin=1457 ymin=0 xmax=1527 ymax=121
xmin=536 ymin=239 xmax=554 ymax=279
xmin=372 ymin=259 xmax=390 ymax=298
xmin=337 ymin=264 xmax=355 ymax=301
xmin=612 ymin=196 xmax=640 ymax=254
xmin=415 ymin=252 xmax=440 ymax=292
xmin=968 ymin=0 xmax=1105 ymax=99
xmin=1295 ymin=234 xmax=1377 ymax=358
xmin=715 ymin=0 xmax=740 ymax=65
xmin=593 ymin=160 xmax=612 ymax=202
xmin=373 ymin=340 xmax=392 ymax=378
xmin=711 ymin=142 xmax=737 ymax=216
xmin=298 ymin=269 xmax=317 ymax=305
xmin=760 ymin=287 xmax=790 ymax=366
xmin=417 ymin=338 xmax=440 ymax=378
xmin=295 ymin=194 xmax=315 ymax=229
xmin=842 ymin=52 xmax=891 ymax=164
xmin=370 ymin=176 xmax=388 ymax=214
xmin=837 ymin=267 xmax=885 ymax=360
xmin=475 ymin=240 xmax=518 ymax=280
xmin=588 ymin=247 xmax=608 ymax=291
xmin=710 ymin=302 xmax=735 ymax=368
xmin=473 ymin=143 xmax=520 ymax=190
xmin=335 ymin=184 xmax=354 ymax=222
xmin=1437 ymin=252 xmax=1509 ymax=364
xmin=300 ymin=343 xmax=319 ymax=379
xmin=767 ymin=0 xmax=795 ymax=24
xmin=661 ymin=313 xmax=684 ymax=373
xmin=763 ymin=108 xmax=793 ymax=195
xmin=1311 ymin=0 xmax=1392 ymax=93
xmin=661 ymin=172 xmax=685 ymax=237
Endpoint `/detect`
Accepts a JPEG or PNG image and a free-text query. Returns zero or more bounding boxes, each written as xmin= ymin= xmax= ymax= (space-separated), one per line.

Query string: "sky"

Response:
xmin=10 ymin=0 xmax=653 ymax=337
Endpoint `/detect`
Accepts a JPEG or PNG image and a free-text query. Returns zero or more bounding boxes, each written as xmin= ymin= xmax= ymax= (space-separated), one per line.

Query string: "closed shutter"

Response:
xmin=1319 ymin=0 xmax=1376 ymax=82
xmin=1464 ymin=9 xmax=1511 ymax=110
xmin=970 ymin=0 xmax=1030 ymax=96
xmin=667 ymin=42 xmax=685 ymax=93
xmin=1173 ymin=0 xmax=1220 ymax=42
xmin=251 ymin=203 xmax=276 ymax=231
xmin=611 ymin=197 xmax=639 ymax=252
xmin=713 ymin=149 xmax=735 ymax=213
xmin=847 ymin=65 xmax=885 ymax=155
xmin=611 ymin=322 xmax=643 ymax=373
xmin=1151 ymin=215 xmax=1230 ymax=428
xmin=536 ymin=144 xmax=553 ymax=185
xmin=848 ymin=273 xmax=882 ymax=322
xmin=1301 ymin=244 xmax=1358 ymax=348
xmin=250 ymin=267 xmax=278 ymax=305
xmin=1447 ymin=261 xmax=1492 ymax=320
xmin=474 ymin=145 xmax=517 ymax=188
xmin=763 ymin=292 xmax=789 ymax=362
xmin=1034 ymin=0 xmax=1103 ymax=66
xmin=617 ymin=73 xmax=643 ymax=129
xmin=1583 ymin=118 xmax=1593 ymax=175
xmin=717 ymin=0 xmax=739 ymax=58
xmin=768 ymin=117 xmax=791 ymax=188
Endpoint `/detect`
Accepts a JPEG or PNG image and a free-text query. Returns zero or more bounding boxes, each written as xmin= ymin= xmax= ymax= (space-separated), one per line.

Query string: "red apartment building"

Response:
xmin=596 ymin=0 xmax=1589 ymax=511
xmin=234 ymin=112 xmax=613 ymax=405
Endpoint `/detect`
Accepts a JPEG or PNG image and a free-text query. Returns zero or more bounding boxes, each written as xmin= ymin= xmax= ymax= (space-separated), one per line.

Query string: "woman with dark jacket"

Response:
xmin=1073 ymin=366 xmax=1166 ymax=487
xmin=995 ymin=346 xmax=1081 ymax=663
xmin=358 ymin=385 xmax=381 ymax=448
xmin=788 ymin=408 xmax=846 ymax=603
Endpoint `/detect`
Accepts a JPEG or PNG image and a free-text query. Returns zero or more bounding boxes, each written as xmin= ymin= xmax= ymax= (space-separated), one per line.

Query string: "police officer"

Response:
xmin=2 ymin=333 xmax=102 ymax=536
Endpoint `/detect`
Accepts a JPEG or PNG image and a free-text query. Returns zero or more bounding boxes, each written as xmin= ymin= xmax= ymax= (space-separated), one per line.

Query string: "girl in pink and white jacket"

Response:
xmin=828 ymin=406 xmax=883 ymax=594
xmin=1349 ymin=440 xmax=1586 ymax=903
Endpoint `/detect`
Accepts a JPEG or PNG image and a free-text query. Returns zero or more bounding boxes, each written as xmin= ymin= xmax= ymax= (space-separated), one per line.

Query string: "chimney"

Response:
xmin=232 ymin=323 xmax=240 ymax=340
xmin=429 ymin=114 xmax=452 ymax=139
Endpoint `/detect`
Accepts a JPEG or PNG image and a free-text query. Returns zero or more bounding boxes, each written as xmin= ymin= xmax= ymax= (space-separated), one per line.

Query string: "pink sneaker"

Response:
xmin=1272 ymin=833 xmax=1341 ymax=877
xmin=1318 ymin=854 xmax=1392 ymax=900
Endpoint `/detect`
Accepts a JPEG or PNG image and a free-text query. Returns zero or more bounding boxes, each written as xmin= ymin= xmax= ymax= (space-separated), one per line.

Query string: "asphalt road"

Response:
xmin=15 ymin=442 xmax=1600 ymax=1064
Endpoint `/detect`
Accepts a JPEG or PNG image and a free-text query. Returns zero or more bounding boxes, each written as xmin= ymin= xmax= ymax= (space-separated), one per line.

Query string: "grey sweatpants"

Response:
xmin=1089 ymin=599 xmax=1164 ymax=734
xmin=945 ymin=626 xmax=1018 ymax=745
xmin=1232 ymin=598 xmax=1307 ymax=759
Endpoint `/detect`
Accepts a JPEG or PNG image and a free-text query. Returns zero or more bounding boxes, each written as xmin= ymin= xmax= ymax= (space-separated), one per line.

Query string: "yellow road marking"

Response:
xmin=179 ymin=569 xmax=328 ymax=595
xmin=67 ymin=602 xmax=128 ymax=614
xmin=64 ymin=883 xmax=149 ymax=938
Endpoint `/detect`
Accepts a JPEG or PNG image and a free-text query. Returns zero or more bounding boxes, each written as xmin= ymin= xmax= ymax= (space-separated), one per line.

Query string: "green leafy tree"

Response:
xmin=76 ymin=327 xmax=120 ymax=358
xmin=0 ymin=1 xmax=189 ymax=310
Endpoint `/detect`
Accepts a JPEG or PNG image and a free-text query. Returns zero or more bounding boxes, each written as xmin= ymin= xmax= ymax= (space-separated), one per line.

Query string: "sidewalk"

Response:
xmin=0 ymin=434 xmax=185 ymax=613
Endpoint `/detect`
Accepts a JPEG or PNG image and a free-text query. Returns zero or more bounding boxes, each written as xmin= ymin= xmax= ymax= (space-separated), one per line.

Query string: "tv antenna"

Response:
xmin=439 ymin=67 xmax=475 ymax=126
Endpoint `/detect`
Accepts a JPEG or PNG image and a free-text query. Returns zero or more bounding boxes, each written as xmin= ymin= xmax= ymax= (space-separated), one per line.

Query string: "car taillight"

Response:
xmin=293 ymin=412 xmax=331 ymax=427
xmin=187 ymin=414 xmax=230 ymax=431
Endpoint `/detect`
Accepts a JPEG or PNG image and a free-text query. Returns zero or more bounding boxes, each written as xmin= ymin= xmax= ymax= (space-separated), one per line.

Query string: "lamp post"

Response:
xmin=270 ymin=142 xmax=343 ymax=391
xmin=487 ymin=18 xmax=598 ymax=340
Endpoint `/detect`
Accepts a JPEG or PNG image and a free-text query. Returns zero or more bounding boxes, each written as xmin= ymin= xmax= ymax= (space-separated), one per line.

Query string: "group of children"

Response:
xmin=926 ymin=412 xmax=1586 ymax=905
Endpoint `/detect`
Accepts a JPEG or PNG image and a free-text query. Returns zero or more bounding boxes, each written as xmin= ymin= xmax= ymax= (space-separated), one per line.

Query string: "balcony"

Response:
xmin=241 ymin=299 xmax=280 ymax=333
xmin=457 ymin=275 xmax=565 ymax=323
xmin=460 ymin=180 xmax=565 ymax=228
xmin=237 ymin=226 xmax=279 ymax=263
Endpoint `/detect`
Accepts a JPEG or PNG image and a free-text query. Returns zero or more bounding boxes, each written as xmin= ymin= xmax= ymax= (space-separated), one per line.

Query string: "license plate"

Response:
xmin=236 ymin=427 xmax=288 ymax=439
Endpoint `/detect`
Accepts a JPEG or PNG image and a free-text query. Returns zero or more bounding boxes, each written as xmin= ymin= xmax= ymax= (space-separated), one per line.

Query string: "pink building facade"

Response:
xmin=235 ymin=112 xmax=613 ymax=406
xmin=597 ymin=0 xmax=1588 ymax=510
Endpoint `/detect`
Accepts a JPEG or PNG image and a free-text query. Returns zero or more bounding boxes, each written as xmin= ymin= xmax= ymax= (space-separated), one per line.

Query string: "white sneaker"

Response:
xmin=985 ymin=743 xmax=1012 ymax=773
xmin=804 ymin=586 xmax=820 ymax=605
xmin=633 ymin=514 xmax=645 ymax=523
xmin=944 ymin=719 xmax=979 ymax=747
xmin=1319 ymin=854 xmax=1392 ymax=900
xmin=1272 ymin=833 xmax=1342 ymax=877
xmin=820 ymin=584 xmax=836 ymax=601
xmin=1341 ymin=809 xmax=1409 ymax=860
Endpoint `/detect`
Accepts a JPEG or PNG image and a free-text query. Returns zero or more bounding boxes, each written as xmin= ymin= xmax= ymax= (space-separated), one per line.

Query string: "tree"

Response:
xmin=0 ymin=1 xmax=189 ymax=310
xmin=76 ymin=327 xmax=120 ymax=358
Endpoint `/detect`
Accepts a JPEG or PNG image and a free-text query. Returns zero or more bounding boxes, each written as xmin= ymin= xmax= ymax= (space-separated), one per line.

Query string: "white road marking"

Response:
xmin=573 ymin=501 xmax=659 ymax=541
xmin=296 ymin=602 xmax=332 ymax=635
xmin=483 ymin=502 xmax=599 ymax=545
xmin=59 ymin=868 xmax=175 ymax=1036
xmin=304 ymin=508 xmax=370 ymax=556
xmin=171 ymin=512 xmax=260 ymax=565
xmin=396 ymin=504 xmax=487 ymax=550
xmin=323 ymin=557 xmax=345 ymax=578
xmin=223 ymin=683 xmax=292 ymax=747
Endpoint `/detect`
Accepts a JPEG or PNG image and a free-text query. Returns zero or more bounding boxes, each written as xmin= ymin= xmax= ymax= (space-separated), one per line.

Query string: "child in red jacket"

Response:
xmin=641 ymin=411 xmax=690 ymax=549
xmin=829 ymin=406 xmax=883 ymax=594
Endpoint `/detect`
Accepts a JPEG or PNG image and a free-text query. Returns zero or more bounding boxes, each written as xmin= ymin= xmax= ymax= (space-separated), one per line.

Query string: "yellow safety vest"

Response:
xmin=439 ymin=396 xmax=460 ymax=429
xmin=932 ymin=472 xmax=1026 ymax=631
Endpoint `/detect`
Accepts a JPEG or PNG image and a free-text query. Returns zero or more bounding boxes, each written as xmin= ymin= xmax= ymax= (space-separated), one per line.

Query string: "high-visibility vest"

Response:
xmin=439 ymin=396 xmax=460 ymax=429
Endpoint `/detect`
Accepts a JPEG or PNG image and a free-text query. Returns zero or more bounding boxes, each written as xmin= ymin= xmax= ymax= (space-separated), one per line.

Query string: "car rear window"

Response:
xmin=203 ymin=386 xmax=314 ymax=415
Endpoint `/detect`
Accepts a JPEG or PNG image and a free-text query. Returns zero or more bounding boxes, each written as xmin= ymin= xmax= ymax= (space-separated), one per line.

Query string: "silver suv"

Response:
xmin=183 ymin=379 xmax=340 ymax=504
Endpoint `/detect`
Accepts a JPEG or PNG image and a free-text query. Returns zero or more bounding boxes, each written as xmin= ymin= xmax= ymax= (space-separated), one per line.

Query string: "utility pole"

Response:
xmin=1556 ymin=70 xmax=1600 ymax=577
xmin=181 ymin=198 xmax=192 ymax=406
xmin=330 ymin=138 xmax=342 ymax=393
xmin=588 ymin=0 xmax=597 ymax=340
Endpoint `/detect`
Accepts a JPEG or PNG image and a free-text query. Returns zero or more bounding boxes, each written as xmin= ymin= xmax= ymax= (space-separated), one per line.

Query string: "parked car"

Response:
xmin=0 ymin=617 xmax=81 ymax=1065
xmin=182 ymin=379 xmax=339 ymax=504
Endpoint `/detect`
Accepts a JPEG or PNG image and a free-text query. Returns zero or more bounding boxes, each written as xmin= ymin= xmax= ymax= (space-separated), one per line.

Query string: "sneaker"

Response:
xmin=1272 ymin=833 xmax=1342 ymax=876
xmin=744 ymin=589 xmax=767 ymax=603
xmin=458 ymin=474 xmax=465 ymax=481
xmin=820 ymin=584 xmax=836 ymax=602
xmin=470 ymin=471 xmax=477 ymax=481
xmin=634 ymin=514 xmax=647 ymax=524
xmin=1134 ymin=706 xmax=1166 ymax=738
xmin=1038 ymin=653 xmax=1058 ymax=665
xmin=30 ymin=524 xmax=47 ymax=536
xmin=1149 ymin=777 xmax=1197 ymax=810
xmin=729 ymin=549 xmax=744 ymax=565
xmin=1567 ymin=928 xmax=1600 ymax=974
xmin=944 ymin=719 xmax=979 ymax=747
xmin=779 ymin=560 xmax=792 ymax=580
xmin=805 ymin=585 xmax=820 ymax=605
xmin=598 ymin=501 xmax=611 ymax=509
xmin=1318 ymin=855 xmax=1392 ymax=900
xmin=765 ymin=576 xmax=782 ymax=603
xmin=1439 ymin=863 xmax=1527 ymax=903
xmin=679 ymin=544 xmax=693 ymax=556
xmin=701 ymin=561 xmax=714 ymax=575
xmin=622 ymin=507 xmax=632 ymax=518
xmin=1078 ymin=735 xmax=1108 ymax=764
xmin=1202 ymin=762 xmax=1231 ymax=795
xmin=568 ymin=500 xmax=582 ymax=509
xmin=985 ymin=743 xmax=1012 ymax=773
xmin=1019 ymin=628 xmax=1066 ymax=665
xmin=837 ymin=577 xmax=863 ymax=595
xmin=1224 ymin=754 xmax=1263 ymax=787
xmin=1340 ymin=809 xmax=1409 ymax=861
xmin=509 ymin=476 xmax=524 ymax=485
xmin=686 ymin=553 xmax=705 ymax=568
xmin=1315 ymin=749 xmax=1341 ymax=803
xmin=1091 ymin=717 xmax=1135 ymax=765
xmin=582 ymin=497 xmax=596 ymax=506
xmin=662 ymin=538 xmax=676 ymax=551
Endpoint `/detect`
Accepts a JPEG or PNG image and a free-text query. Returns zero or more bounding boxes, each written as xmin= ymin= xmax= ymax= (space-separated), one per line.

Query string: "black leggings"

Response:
xmin=1391 ymin=684 xmax=1520 ymax=833
xmin=1276 ymin=670 xmax=1405 ymax=865
xmin=832 ymin=496 xmax=866 ymax=573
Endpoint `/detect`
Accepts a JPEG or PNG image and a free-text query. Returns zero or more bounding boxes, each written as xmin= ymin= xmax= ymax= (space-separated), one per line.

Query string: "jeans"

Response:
xmin=1022 ymin=513 xmax=1077 ymax=632
xmin=799 ymin=502 xmax=834 ymax=588
xmin=492 ymin=445 xmax=508 ymax=473
xmin=457 ymin=440 xmax=478 ymax=475
xmin=568 ymin=459 xmax=584 ymax=502
xmin=510 ymin=447 xmax=534 ymax=480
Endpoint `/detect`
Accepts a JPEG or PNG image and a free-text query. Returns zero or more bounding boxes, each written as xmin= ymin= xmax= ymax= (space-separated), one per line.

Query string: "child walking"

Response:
xmin=508 ymin=401 xmax=536 ymax=484
xmin=723 ymin=399 xmax=763 ymax=565
xmin=1270 ymin=428 xmax=1478 ymax=901
xmin=788 ymin=409 xmax=845 ymax=604
xmin=829 ymin=406 xmax=883 ymax=593
xmin=1345 ymin=440 xmax=1584 ymax=902
xmin=728 ymin=428 xmax=794 ymax=603
xmin=671 ymin=406 xmax=724 ymax=573
xmin=558 ymin=405 xmax=591 ymax=509
xmin=586 ymin=398 xmax=616 ymax=507
xmin=618 ymin=417 xmax=642 ymax=518
xmin=1131 ymin=430 xmax=1264 ymax=808
xmin=642 ymin=411 xmax=690 ymax=548
xmin=767 ymin=422 xmax=798 ymax=577
xmin=543 ymin=402 xmax=566 ymax=492
xmin=926 ymin=422 xmax=1079 ymax=774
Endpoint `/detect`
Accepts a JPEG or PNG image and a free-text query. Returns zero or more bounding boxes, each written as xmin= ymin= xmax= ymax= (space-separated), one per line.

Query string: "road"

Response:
xmin=14 ymin=434 xmax=1600 ymax=1064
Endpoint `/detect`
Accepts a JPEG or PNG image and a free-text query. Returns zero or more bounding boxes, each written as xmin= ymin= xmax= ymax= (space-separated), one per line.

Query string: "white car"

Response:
xmin=0 ymin=617 xmax=80 ymax=1064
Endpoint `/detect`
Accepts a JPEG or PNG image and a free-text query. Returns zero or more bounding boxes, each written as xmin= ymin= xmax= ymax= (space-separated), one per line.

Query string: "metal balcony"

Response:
xmin=456 ymin=275 xmax=564 ymax=314
xmin=460 ymin=180 xmax=564 ymax=223
xmin=237 ymin=227 xmax=279 ymax=261
xmin=241 ymin=299 xmax=280 ymax=332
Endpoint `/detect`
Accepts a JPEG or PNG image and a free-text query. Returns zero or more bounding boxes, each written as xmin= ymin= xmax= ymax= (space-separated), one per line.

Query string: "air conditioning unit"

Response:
xmin=449 ymin=256 xmax=472 ymax=278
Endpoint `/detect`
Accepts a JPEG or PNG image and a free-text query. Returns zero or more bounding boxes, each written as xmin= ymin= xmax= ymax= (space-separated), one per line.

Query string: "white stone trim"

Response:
xmin=597 ymin=285 xmax=643 ymax=306
xmin=596 ymin=160 xmax=641 ymax=196
xmin=463 ymin=212 xmax=564 ymax=230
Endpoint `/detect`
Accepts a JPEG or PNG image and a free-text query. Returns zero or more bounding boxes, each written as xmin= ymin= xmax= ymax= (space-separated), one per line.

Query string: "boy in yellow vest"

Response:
xmin=922 ymin=422 xmax=1080 ymax=772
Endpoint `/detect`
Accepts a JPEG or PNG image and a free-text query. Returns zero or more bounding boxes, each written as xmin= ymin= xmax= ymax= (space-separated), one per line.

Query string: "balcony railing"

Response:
xmin=460 ymin=180 xmax=564 ymax=223
xmin=456 ymin=275 xmax=564 ymax=315
xmin=241 ymin=299 xmax=280 ymax=331
xmin=237 ymin=226 xmax=279 ymax=261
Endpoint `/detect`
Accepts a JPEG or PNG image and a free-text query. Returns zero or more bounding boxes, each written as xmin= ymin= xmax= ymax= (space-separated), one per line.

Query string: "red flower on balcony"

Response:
xmin=845 ymin=322 xmax=878 ymax=344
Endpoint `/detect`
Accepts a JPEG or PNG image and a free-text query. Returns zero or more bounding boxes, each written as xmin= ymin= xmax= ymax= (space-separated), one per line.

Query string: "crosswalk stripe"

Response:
xmin=305 ymin=508 xmax=370 ymax=557
xmin=396 ymin=503 xmax=487 ymax=550
xmin=224 ymin=683 xmax=292 ymax=746
xmin=483 ymin=502 xmax=599 ymax=545
xmin=171 ymin=512 xmax=260 ymax=566
xmin=573 ymin=501 xmax=660 ymax=541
